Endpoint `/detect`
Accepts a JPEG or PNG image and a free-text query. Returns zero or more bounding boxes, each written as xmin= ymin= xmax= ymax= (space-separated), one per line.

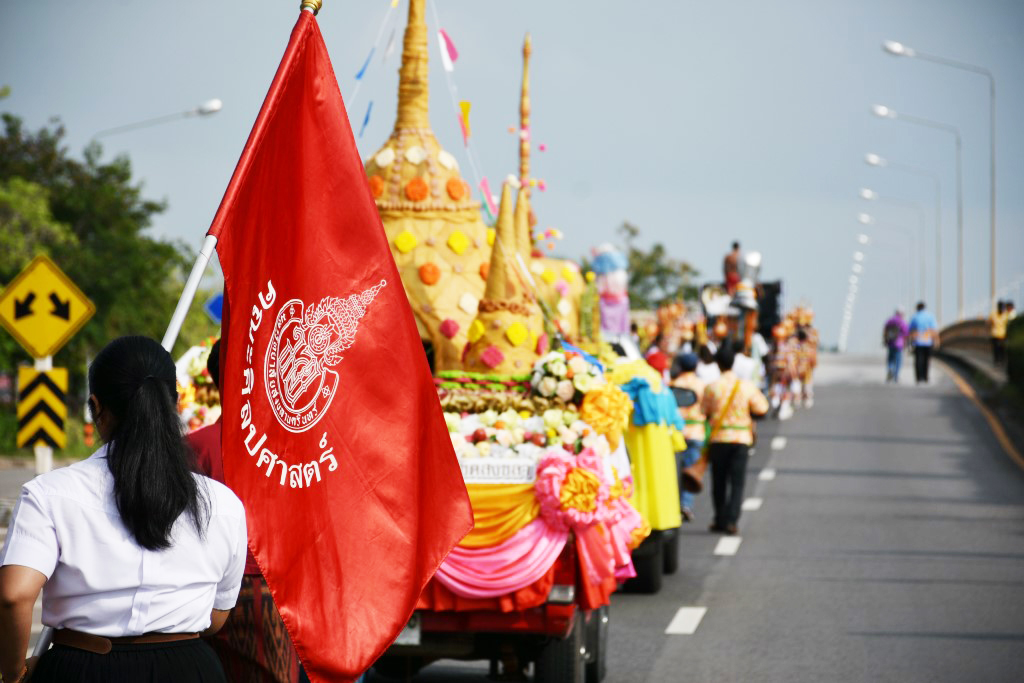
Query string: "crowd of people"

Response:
xmin=634 ymin=298 xmax=819 ymax=535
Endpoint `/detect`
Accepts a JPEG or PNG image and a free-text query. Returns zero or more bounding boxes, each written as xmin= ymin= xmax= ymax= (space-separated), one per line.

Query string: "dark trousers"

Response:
xmin=914 ymin=345 xmax=932 ymax=383
xmin=709 ymin=442 xmax=749 ymax=528
xmin=992 ymin=337 xmax=1006 ymax=365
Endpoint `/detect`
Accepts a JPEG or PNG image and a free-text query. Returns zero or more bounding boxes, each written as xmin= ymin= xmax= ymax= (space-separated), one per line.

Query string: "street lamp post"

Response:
xmin=870 ymin=106 xmax=962 ymax=319
xmin=883 ymin=40 xmax=997 ymax=310
xmin=864 ymin=153 xmax=944 ymax=323
xmin=859 ymin=187 xmax=928 ymax=315
xmin=859 ymin=212 xmax=915 ymax=312
xmin=93 ymin=98 xmax=223 ymax=138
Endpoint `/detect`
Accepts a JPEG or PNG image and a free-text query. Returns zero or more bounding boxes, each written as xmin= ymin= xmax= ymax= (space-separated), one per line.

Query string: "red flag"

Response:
xmin=209 ymin=12 xmax=472 ymax=681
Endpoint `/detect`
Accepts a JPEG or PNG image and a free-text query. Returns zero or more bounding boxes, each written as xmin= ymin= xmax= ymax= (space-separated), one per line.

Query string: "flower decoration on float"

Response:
xmin=534 ymin=447 xmax=610 ymax=532
xmin=529 ymin=349 xmax=605 ymax=404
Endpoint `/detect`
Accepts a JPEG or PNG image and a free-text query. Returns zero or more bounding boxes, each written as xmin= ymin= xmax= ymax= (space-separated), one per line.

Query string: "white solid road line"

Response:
xmin=770 ymin=436 xmax=787 ymax=451
xmin=741 ymin=497 xmax=763 ymax=511
xmin=665 ymin=607 xmax=708 ymax=635
xmin=758 ymin=468 xmax=777 ymax=481
xmin=713 ymin=536 xmax=742 ymax=556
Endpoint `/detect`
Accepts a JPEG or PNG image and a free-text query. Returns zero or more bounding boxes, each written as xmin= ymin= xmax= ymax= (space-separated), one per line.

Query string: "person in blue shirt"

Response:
xmin=907 ymin=301 xmax=938 ymax=384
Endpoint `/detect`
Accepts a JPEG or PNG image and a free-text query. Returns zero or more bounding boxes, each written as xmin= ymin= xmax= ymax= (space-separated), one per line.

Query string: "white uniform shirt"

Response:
xmin=0 ymin=446 xmax=247 ymax=636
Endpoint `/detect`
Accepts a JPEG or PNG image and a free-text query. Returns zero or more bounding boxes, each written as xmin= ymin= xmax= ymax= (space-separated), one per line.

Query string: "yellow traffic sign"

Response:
xmin=0 ymin=255 xmax=95 ymax=358
xmin=17 ymin=367 xmax=68 ymax=449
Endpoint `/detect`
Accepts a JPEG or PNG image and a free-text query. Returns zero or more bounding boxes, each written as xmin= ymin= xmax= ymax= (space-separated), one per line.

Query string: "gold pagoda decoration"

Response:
xmin=364 ymin=0 xmax=490 ymax=371
xmin=463 ymin=183 xmax=545 ymax=373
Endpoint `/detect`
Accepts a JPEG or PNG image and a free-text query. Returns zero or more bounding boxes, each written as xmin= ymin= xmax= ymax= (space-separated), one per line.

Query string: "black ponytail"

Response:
xmin=89 ymin=336 xmax=210 ymax=551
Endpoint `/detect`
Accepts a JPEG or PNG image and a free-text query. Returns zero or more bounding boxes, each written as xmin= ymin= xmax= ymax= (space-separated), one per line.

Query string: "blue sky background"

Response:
xmin=2 ymin=0 xmax=1022 ymax=351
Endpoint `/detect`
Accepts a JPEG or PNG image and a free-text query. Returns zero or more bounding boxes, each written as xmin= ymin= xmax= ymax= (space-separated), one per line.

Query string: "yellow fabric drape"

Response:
xmin=460 ymin=483 xmax=540 ymax=548
xmin=623 ymin=424 xmax=682 ymax=531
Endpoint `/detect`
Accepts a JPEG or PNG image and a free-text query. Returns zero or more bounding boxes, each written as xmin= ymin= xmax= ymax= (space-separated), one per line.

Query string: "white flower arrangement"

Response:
xmin=529 ymin=349 xmax=605 ymax=405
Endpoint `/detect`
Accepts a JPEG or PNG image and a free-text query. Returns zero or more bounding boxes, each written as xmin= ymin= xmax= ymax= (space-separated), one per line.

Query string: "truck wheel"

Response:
xmin=585 ymin=606 xmax=609 ymax=683
xmin=534 ymin=614 xmax=585 ymax=683
xmin=662 ymin=529 xmax=680 ymax=575
xmin=624 ymin=534 xmax=663 ymax=594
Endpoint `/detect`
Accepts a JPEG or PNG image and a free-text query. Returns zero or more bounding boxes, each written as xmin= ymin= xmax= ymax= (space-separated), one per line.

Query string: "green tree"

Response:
xmin=617 ymin=221 xmax=699 ymax=310
xmin=0 ymin=114 xmax=198 ymax=415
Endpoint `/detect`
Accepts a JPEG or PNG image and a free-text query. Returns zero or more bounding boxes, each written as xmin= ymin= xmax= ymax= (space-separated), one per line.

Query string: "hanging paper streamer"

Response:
xmin=478 ymin=177 xmax=498 ymax=220
xmin=359 ymin=101 xmax=374 ymax=138
xmin=383 ymin=28 xmax=397 ymax=62
xmin=355 ymin=47 xmax=376 ymax=81
xmin=458 ymin=100 xmax=472 ymax=145
xmin=438 ymin=29 xmax=459 ymax=71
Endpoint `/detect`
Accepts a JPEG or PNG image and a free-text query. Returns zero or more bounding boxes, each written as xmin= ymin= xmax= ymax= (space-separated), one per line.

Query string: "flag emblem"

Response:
xmin=264 ymin=280 xmax=387 ymax=433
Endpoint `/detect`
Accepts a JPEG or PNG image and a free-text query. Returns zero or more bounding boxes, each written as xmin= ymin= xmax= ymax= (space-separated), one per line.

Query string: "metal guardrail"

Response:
xmin=939 ymin=317 xmax=990 ymax=355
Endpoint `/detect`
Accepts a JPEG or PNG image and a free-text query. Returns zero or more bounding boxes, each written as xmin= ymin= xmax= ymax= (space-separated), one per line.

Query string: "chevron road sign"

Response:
xmin=17 ymin=367 xmax=68 ymax=449
xmin=0 ymin=254 xmax=95 ymax=358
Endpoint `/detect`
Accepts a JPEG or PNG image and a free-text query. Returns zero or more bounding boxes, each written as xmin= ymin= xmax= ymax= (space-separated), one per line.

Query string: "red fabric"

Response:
xmin=187 ymin=421 xmax=263 ymax=576
xmin=416 ymin=568 xmax=555 ymax=613
xmin=209 ymin=13 xmax=473 ymax=682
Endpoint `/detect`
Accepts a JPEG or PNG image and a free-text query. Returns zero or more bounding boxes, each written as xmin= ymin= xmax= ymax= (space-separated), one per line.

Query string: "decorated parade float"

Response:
xmin=174 ymin=2 xmax=688 ymax=678
xmin=361 ymin=2 xmax=682 ymax=680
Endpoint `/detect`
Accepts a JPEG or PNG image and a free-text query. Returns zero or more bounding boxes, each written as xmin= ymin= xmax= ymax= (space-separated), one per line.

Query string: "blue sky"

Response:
xmin=2 ymin=0 xmax=1021 ymax=351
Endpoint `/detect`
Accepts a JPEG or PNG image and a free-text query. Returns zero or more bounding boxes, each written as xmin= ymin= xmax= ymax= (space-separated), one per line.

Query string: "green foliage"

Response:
xmin=1008 ymin=316 xmax=1024 ymax=393
xmin=0 ymin=177 xmax=77 ymax=272
xmin=0 ymin=114 xmax=202 ymax=413
xmin=617 ymin=222 xmax=699 ymax=310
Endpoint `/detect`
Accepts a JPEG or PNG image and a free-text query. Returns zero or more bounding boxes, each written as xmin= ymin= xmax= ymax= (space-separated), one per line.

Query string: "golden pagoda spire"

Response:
xmin=514 ymin=186 xmax=532 ymax=264
xmin=484 ymin=183 xmax=516 ymax=302
xmin=396 ymin=0 xmax=430 ymax=129
xmin=518 ymin=33 xmax=531 ymax=194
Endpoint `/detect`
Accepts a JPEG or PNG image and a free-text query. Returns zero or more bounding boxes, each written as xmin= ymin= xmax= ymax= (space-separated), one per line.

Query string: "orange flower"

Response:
xmin=419 ymin=262 xmax=441 ymax=285
xmin=446 ymin=176 xmax=466 ymax=201
xmin=405 ymin=176 xmax=429 ymax=201
xmin=479 ymin=262 xmax=490 ymax=280
xmin=368 ymin=175 xmax=385 ymax=198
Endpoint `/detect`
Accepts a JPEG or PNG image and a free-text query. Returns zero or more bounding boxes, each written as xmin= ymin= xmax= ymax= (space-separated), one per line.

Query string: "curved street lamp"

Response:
xmin=93 ymin=98 xmax=223 ymax=138
xmin=882 ymin=39 xmax=997 ymax=310
xmin=870 ymin=105 xmax=961 ymax=319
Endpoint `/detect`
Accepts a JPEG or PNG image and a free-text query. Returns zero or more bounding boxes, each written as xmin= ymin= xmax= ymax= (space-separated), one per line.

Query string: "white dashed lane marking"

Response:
xmin=770 ymin=436 xmax=787 ymax=451
xmin=665 ymin=607 xmax=708 ymax=635
xmin=713 ymin=536 xmax=742 ymax=556
xmin=758 ymin=468 xmax=777 ymax=481
xmin=741 ymin=497 xmax=763 ymax=511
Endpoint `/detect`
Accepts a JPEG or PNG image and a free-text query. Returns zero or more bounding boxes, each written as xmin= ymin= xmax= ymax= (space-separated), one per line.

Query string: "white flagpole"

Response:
xmin=161 ymin=234 xmax=219 ymax=352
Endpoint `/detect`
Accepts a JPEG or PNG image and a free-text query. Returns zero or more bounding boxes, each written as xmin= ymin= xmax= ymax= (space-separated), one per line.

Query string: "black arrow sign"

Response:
xmin=14 ymin=292 xmax=36 ymax=319
xmin=49 ymin=292 xmax=70 ymax=321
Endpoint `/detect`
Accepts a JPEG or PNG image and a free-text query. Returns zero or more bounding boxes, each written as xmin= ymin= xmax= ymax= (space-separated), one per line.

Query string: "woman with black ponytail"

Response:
xmin=0 ymin=336 xmax=247 ymax=683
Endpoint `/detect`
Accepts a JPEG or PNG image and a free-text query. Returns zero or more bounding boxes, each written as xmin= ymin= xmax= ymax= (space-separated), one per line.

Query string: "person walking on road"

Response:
xmin=908 ymin=301 xmax=938 ymax=384
xmin=988 ymin=300 xmax=1010 ymax=366
xmin=701 ymin=345 xmax=769 ymax=535
xmin=0 ymin=336 xmax=247 ymax=683
xmin=670 ymin=353 xmax=706 ymax=522
xmin=883 ymin=308 xmax=909 ymax=383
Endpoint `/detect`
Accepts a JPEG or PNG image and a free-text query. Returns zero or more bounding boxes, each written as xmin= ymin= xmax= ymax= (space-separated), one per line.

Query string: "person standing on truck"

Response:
xmin=883 ymin=308 xmax=908 ymax=383
xmin=670 ymin=353 xmax=706 ymax=522
xmin=908 ymin=301 xmax=939 ymax=384
xmin=701 ymin=345 xmax=770 ymax=535
xmin=723 ymin=241 xmax=741 ymax=295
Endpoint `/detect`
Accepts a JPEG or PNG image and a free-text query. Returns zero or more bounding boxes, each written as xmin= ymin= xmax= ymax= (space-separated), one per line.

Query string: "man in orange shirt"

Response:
xmin=701 ymin=345 xmax=770 ymax=535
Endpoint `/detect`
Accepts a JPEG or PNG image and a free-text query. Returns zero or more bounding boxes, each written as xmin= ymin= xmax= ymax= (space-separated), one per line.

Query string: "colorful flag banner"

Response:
xmin=439 ymin=28 xmax=459 ymax=69
xmin=355 ymin=46 xmax=375 ymax=80
xmin=479 ymin=176 xmax=498 ymax=219
xmin=359 ymin=100 xmax=373 ymax=137
xmin=207 ymin=11 xmax=472 ymax=682
xmin=383 ymin=27 xmax=397 ymax=61
xmin=458 ymin=100 xmax=471 ymax=144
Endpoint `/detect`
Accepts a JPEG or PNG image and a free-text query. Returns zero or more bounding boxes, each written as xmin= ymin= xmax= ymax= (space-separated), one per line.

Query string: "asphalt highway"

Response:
xmin=381 ymin=353 xmax=1024 ymax=682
